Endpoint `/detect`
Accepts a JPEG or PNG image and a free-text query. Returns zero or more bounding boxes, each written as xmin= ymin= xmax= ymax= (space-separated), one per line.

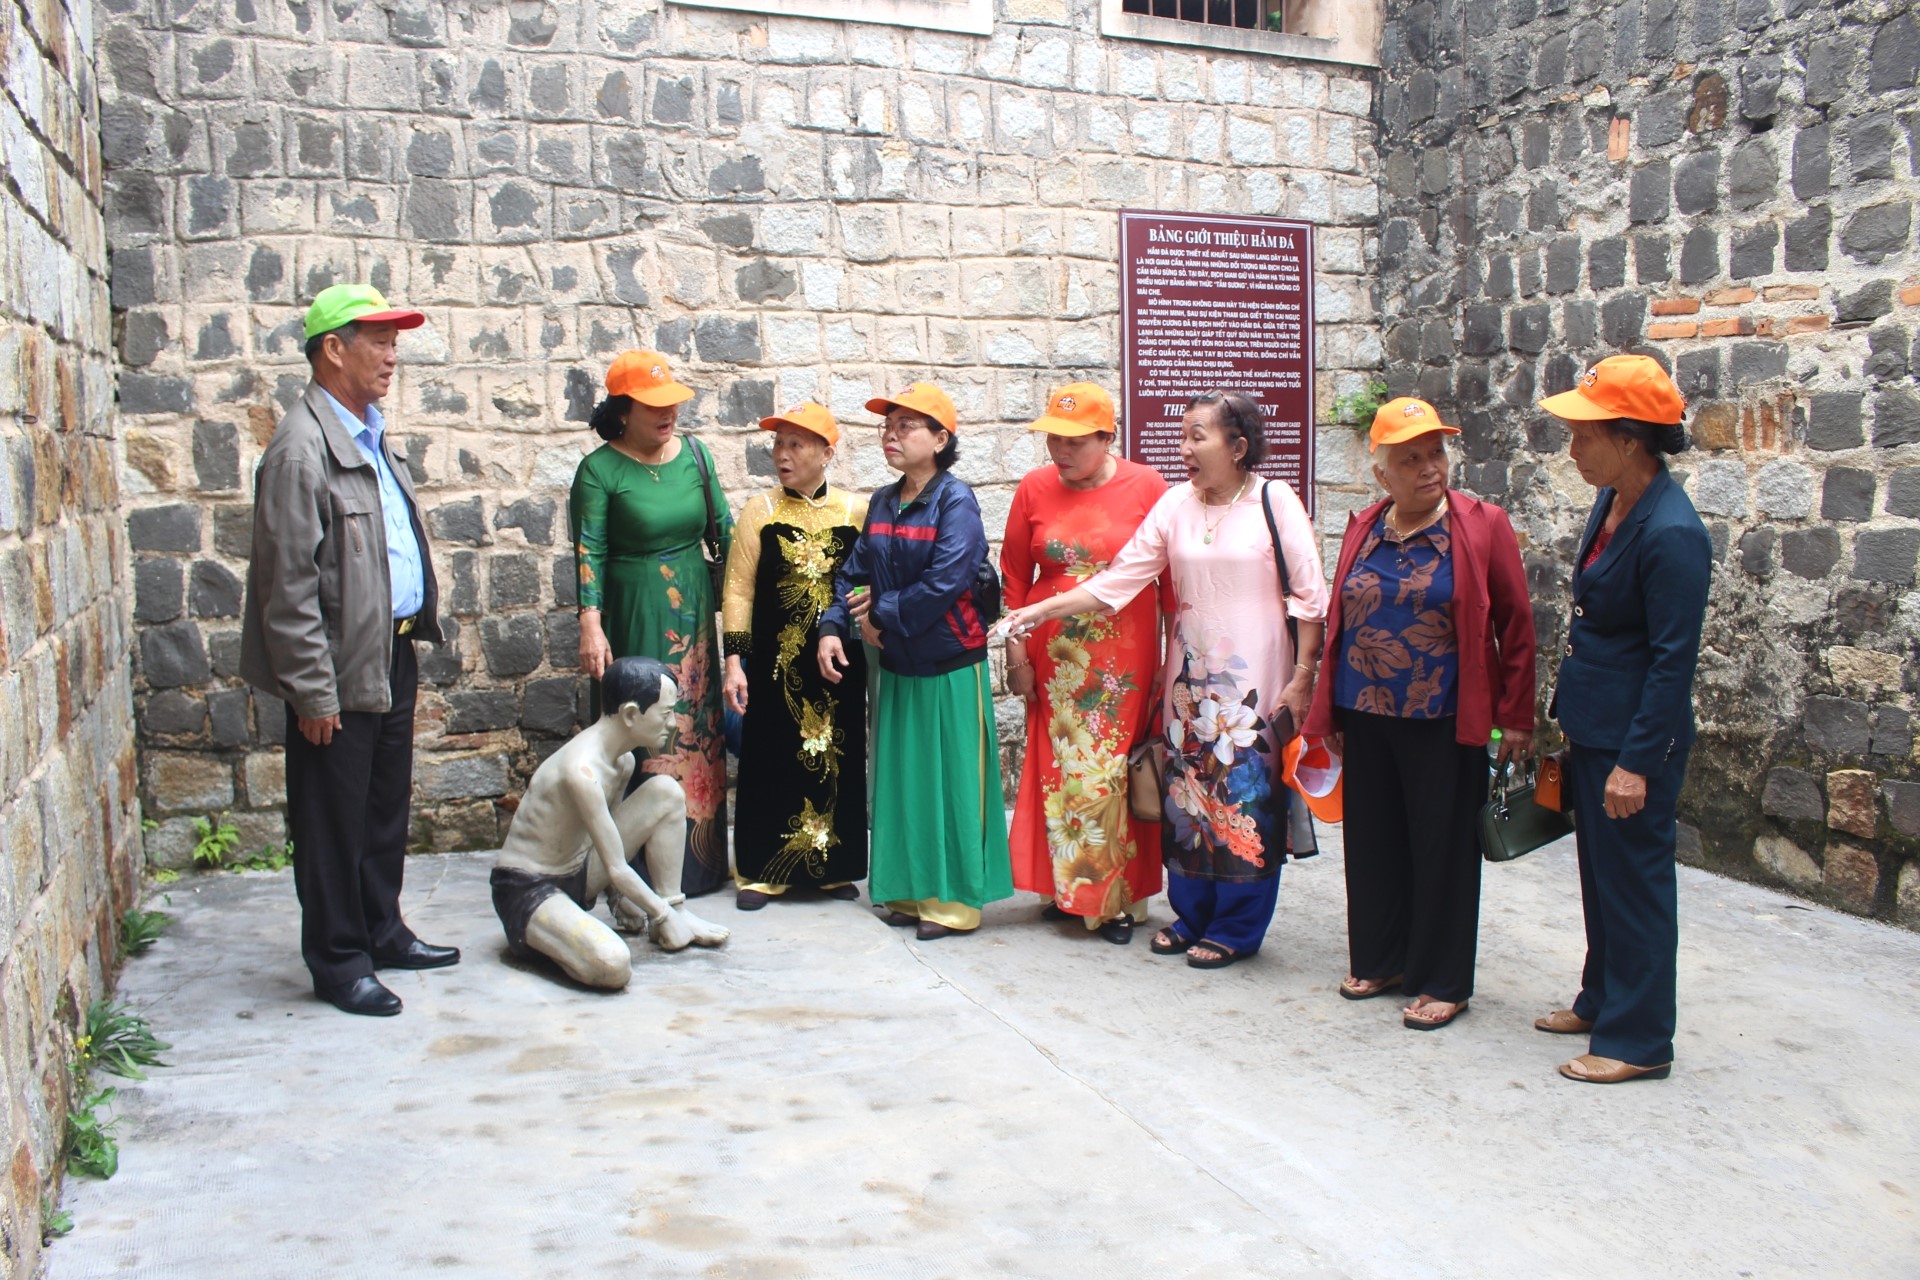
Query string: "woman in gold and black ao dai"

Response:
xmin=722 ymin=479 xmax=870 ymax=898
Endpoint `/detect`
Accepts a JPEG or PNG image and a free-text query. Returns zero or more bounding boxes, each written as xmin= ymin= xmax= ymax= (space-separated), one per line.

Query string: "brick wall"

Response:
xmin=0 ymin=0 xmax=142 ymax=1264
xmin=1375 ymin=0 xmax=1920 ymax=922
xmin=97 ymin=0 xmax=1382 ymax=853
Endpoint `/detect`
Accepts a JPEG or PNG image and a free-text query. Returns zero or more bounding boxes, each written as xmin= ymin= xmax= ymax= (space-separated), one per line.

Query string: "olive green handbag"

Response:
xmin=1479 ymin=760 xmax=1575 ymax=863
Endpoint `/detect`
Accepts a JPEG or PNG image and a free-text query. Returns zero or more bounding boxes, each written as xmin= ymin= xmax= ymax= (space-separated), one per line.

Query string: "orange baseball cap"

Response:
xmin=605 ymin=350 xmax=694 ymax=408
xmin=1030 ymin=382 xmax=1115 ymax=437
xmin=1369 ymin=397 xmax=1461 ymax=453
xmin=760 ymin=401 xmax=840 ymax=446
xmin=1537 ymin=354 xmax=1685 ymax=425
xmin=865 ymin=381 xmax=957 ymax=433
xmin=1281 ymin=734 xmax=1344 ymax=824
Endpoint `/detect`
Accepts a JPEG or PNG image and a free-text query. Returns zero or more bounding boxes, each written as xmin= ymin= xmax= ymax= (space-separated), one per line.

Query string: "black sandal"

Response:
xmin=1149 ymin=927 xmax=1193 ymax=956
xmin=1098 ymin=917 xmax=1134 ymax=945
xmin=1185 ymin=940 xmax=1248 ymax=969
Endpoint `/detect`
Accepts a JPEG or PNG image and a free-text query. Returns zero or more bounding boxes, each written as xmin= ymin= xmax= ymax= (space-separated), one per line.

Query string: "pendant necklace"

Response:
xmin=1199 ymin=474 xmax=1250 ymax=544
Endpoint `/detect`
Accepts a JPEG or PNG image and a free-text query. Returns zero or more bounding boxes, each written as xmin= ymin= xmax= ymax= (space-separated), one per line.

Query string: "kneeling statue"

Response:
xmin=491 ymin=656 xmax=729 ymax=988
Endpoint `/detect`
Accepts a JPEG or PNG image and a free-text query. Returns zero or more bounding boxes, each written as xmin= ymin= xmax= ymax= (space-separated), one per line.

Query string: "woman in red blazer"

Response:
xmin=1302 ymin=398 xmax=1537 ymax=1030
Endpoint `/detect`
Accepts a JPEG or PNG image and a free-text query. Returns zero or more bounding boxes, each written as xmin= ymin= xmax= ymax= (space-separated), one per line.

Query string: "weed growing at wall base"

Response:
xmin=119 ymin=907 xmax=171 ymax=958
xmin=191 ymin=815 xmax=240 ymax=868
xmin=80 ymin=1000 xmax=170 ymax=1081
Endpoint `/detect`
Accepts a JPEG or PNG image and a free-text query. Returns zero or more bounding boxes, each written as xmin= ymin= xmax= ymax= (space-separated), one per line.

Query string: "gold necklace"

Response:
xmin=625 ymin=438 xmax=676 ymax=481
xmin=1197 ymin=473 xmax=1251 ymax=544
xmin=1386 ymin=496 xmax=1448 ymax=541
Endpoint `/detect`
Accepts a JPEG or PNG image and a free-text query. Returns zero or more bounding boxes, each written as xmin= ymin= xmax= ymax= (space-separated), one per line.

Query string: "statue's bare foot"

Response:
xmin=677 ymin=908 xmax=730 ymax=947
xmin=649 ymin=910 xmax=695 ymax=952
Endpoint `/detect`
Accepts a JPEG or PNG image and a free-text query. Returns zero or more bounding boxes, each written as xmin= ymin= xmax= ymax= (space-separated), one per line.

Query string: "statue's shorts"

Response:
xmin=489 ymin=863 xmax=591 ymax=952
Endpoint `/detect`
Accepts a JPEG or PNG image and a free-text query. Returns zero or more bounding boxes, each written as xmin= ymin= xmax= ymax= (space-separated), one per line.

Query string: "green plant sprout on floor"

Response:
xmin=119 ymin=908 xmax=171 ymax=959
xmin=80 ymin=1000 xmax=170 ymax=1082
xmin=233 ymin=840 xmax=293 ymax=873
xmin=190 ymin=815 xmax=240 ymax=868
xmin=64 ymin=999 xmax=171 ymax=1187
xmin=1333 ymin=378 xmax=1390 ymax=430
xmin=40 ymin=1197 xmax=73 ymax=1244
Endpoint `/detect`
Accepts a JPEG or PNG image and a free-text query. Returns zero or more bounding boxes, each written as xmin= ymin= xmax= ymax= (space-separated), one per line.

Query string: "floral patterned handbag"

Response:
xmin=1261 ymin=483 xmax=1317 ymax=857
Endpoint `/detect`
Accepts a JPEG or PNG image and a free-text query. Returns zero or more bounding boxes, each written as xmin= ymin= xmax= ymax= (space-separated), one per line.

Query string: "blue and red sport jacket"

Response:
xmin=821 ymin=469 xmax=991 ymax=677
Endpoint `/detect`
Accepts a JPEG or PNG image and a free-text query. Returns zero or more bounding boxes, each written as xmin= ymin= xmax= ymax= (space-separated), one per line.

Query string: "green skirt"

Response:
xmin=869 ymin=660 xmax=1012 ymax=910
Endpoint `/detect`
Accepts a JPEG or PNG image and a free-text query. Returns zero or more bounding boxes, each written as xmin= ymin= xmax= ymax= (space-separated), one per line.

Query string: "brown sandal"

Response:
xmin=1402 ymin=998 xmax=1468 ymax=1030
xmin=1339 ymin=974 xmax=1404 ymax=1001
xmin=1558 ymin=1054 xmax=1672 ymax=1084
xmin=1534 ymin=1009 xmax=1595 ymax=1035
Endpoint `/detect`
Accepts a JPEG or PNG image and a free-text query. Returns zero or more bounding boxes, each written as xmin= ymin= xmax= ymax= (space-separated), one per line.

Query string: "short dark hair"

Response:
xmin=600 ymin=655 xmax=671 ymax=718
xmin=303 ymin=320 xmax=362 ymax=364
xmin=1599 ymin=416 xmax=1688 ymax=456
xmin=933 ymin=428 xmax=959 ymax=471
xmin=1186 ymin=390 xmax=1267 ymax=470
xmin=589 ymin=394 xmax=634 ymax=442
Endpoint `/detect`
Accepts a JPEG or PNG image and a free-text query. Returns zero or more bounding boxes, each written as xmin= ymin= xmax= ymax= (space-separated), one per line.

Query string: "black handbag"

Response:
xmin=1479 ymin=760 xmax=1575 ymax=863
xmin=687 ymin=438 xmax=726 ymax=605
xmin=971 ymin=559 xmax=1002 ymax=624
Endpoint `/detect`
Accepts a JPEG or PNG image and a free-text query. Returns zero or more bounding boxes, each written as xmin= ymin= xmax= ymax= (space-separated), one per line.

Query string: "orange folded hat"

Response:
xmin=1369 ymin=397 xmax=1461 ymax=453
xmin=1030 ymin=382 xmax=1115 ymax=437
xmin=866 ymin=381 xmax=957 ymax=433
xmin=760 ymin=401 xmax=839 ymax=446
xmin=606 ymin=350 xmax=694 ymax=408
xmin=1281 ymin=734 xmax=1344 ymax=824
xmin=1537 ymin=354 xmax=1685 ymax=425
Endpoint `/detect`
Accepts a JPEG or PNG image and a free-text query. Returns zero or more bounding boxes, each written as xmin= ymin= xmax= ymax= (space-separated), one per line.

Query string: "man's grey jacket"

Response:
xmin=240 ymin=381 xmax=443 ymax=720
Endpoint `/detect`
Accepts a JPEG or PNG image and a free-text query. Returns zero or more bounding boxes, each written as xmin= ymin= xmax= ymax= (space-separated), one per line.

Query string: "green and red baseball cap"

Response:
xmin=303 ymin=284 xmax=426 ymax=341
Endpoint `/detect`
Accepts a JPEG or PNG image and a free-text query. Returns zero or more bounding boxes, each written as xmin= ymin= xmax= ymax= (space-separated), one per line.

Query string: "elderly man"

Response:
xmin=240 ymin=284 xmax=458 ymax=1016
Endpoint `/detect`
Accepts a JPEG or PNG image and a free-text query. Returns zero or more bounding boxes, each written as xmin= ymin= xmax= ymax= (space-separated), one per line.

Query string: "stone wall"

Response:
xmin=0 ymin=0 xmax=142 ymax=1265
xmin=1375 ymin=0 xmax=1920 ymax=922
xmin=99 ymin=0 xmax=1382 ymax=855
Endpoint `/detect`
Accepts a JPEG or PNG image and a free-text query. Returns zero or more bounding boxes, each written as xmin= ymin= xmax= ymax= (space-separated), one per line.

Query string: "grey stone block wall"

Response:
xmin=0 ymin=0 xmax=143 ymax=1263
xmin=1377 ymin=0 xmax=1920 ymax=923
xmin=96 ymin=0 xmax=1382 ymax=849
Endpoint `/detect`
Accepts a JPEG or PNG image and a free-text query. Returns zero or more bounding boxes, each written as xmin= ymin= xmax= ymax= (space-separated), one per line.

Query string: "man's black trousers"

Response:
xmin=285 ymin=638 xmax=420 ymax=991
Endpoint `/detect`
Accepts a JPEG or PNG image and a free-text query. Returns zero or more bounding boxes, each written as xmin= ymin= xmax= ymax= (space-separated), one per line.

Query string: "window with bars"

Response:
xmin=1120 ymin=0 xmax=1285 ymax=34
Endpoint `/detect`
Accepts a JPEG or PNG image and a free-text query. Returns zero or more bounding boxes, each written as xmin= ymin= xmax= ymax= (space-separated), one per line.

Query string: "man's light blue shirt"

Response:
xmin=320 ymin=390 xmax=425 ymax=619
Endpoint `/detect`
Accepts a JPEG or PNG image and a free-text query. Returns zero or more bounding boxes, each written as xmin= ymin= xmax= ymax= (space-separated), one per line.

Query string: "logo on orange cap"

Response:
xmin=1537 ymin=353 xmax=1686 ymax=425
xmin=1368 ymin=397 xmax=1461 ymax=453
xmin=605 ymin=350 xmax=695 ymax=408
xmin=865 ymin=382 xmax=957 ymax=433
xmin=1030 ymin=382 xmax=1115 ymax=437
xmin=759 ymin=401 xmax=840 ymax=446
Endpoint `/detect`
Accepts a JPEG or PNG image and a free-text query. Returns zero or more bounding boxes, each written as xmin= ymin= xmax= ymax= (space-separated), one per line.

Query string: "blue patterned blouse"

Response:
xmin=1333 ymin=511 xmax=1459 ymax=719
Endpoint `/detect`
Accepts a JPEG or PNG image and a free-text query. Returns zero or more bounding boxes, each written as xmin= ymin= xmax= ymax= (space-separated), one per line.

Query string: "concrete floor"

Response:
xmin=45 ymin=829 xmax=1920 ymax=1279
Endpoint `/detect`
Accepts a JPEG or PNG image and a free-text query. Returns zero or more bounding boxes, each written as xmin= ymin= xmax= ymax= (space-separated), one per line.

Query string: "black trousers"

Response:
xmin=286 ymin=639 xmax=420 ymax=990
xmin=1340 ymin=711 xmax=1487 ymax=1003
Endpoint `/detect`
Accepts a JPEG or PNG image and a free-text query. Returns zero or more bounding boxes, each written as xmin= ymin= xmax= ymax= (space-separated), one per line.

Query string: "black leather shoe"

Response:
xmin=373 ymin=940 xmax=461 ymax=970
xmin=318 ymin=975 xmax=402 ymax=1017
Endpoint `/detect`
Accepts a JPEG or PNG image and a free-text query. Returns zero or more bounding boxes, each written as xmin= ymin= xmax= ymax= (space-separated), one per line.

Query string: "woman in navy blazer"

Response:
xmin=1536 ymin=355 xmax=1712 ymax=1085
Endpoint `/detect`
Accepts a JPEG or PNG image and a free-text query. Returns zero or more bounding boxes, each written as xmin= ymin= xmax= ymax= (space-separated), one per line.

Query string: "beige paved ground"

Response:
xmin=44 ymin=830 xmax=1920 ymax=1279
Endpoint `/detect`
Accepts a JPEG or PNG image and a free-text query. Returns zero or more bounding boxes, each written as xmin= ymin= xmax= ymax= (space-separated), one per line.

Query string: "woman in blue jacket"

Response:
xmin=817 ymin=383 xmax=1011 ymax=939
xmin=1536 ymin=355 xmax=1712 ymax=1085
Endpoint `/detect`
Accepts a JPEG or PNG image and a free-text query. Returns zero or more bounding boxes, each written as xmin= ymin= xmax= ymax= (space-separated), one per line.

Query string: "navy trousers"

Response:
xmin=1567 ymin=740 xmax=1689 ymax=1066
xmin=285 ymin=639 xmax=420 ymax=991
xmin=1165 ymin=869 xmax=1283 ymax=955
